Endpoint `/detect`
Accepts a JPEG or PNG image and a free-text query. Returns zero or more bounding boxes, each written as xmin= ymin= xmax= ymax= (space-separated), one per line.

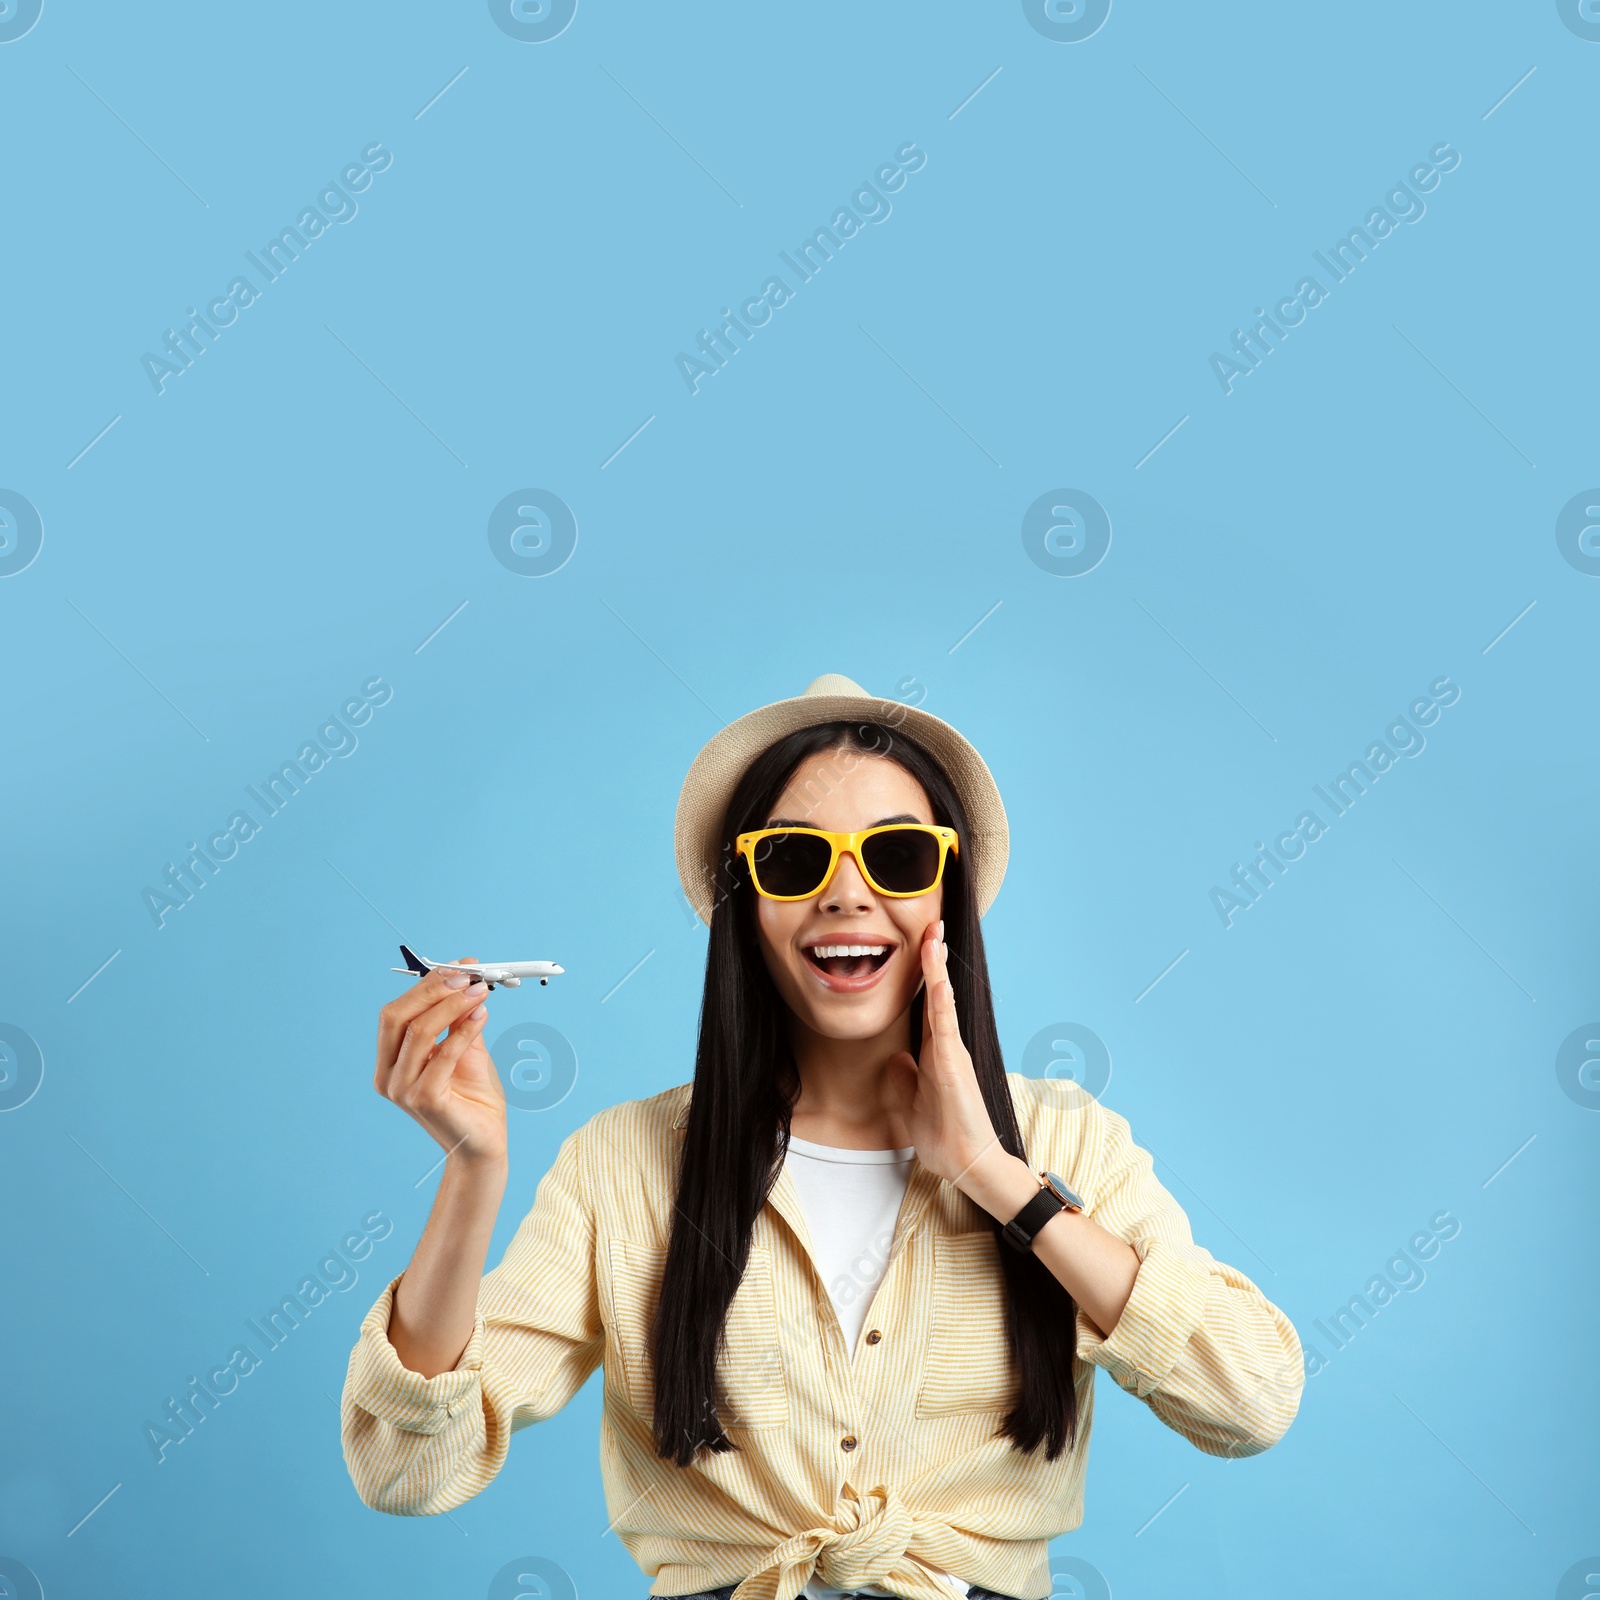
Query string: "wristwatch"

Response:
xmin=1001 ymin=1170 xmax=1085 ymax=1253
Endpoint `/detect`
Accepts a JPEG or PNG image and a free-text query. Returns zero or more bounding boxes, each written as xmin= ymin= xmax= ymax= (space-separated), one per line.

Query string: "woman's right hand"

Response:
xmin=374 ymin=962 xmax=507 ymax=1164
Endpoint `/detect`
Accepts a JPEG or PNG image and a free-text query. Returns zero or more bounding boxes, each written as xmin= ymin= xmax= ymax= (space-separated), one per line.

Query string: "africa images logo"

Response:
xmin=1208 ymin=143 xmax=1461 ymax=394
xmin=140 ymin=144 xmax=393 ymax=395
xmin=140 ymin=677 xmax=392 ymax=928
xmin=674 ymin=143 xmax=927 ymax=394
xmin=1208 ymin=676 xmax=1460 ymax=927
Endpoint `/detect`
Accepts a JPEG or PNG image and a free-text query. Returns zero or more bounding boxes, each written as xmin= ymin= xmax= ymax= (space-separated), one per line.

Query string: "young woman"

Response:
xmin=342 ymin=674 xmax=1304 ymax=1600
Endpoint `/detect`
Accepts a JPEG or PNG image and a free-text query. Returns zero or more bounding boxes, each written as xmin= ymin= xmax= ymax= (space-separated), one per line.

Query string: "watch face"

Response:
xmin=1044 ymin=1171 xmax=1084 ymax=1210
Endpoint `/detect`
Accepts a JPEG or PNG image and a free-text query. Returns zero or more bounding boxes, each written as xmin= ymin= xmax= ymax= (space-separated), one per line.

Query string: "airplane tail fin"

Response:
xmin=398 ymin=944 xmax=431 ymax=976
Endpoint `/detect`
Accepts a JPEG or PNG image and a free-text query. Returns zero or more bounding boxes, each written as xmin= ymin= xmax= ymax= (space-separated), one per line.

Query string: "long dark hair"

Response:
xmin=650 ymin=719 xmax=1080 ymax=1466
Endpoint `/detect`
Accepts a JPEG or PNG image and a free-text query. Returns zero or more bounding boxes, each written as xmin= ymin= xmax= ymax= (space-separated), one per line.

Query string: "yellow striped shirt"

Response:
xmin=341 ymin=1073 xmax=1304 ymax=1600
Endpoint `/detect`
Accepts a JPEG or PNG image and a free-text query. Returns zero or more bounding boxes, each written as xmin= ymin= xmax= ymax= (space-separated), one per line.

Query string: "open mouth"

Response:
xmin=803 ymin=942 xmax=893 ymax=982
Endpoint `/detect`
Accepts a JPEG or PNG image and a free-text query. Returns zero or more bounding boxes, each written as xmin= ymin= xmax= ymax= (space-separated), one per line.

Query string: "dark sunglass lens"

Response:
xmin=753 ymin=832 xmax=833 ymax=896
xmin=861 ymin=829 xmax=941 ymax=894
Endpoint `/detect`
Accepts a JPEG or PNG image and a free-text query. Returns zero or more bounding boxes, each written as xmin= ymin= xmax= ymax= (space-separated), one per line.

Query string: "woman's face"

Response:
xmin=751 ymin=748 xmax=944 ymax=1044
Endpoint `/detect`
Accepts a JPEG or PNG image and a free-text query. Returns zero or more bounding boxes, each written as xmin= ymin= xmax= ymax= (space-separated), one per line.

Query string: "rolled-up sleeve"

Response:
xmin=1071 ymin=1103 xmax=1304 ymax=1458
xmin=341 ymin=1125 xmax=604 ymax=1513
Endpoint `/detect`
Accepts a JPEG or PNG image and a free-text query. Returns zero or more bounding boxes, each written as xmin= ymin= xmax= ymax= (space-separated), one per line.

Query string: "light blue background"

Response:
xmin=1 ymin=3 xmax=1596 ymax=1597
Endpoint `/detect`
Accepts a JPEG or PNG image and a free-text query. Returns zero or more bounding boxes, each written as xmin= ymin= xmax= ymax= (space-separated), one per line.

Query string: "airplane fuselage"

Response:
xmin=457 ymin=961 xmax=562 ymax=988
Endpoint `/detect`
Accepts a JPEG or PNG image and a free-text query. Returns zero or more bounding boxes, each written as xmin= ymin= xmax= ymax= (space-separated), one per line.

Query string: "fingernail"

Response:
xmin=471 ymin=1003 xmax=487 ymax=1021
xmin=444 ymin=973 xmax=470 ymax=989
xmin=936 ymin=919 xmax=945 ymax=941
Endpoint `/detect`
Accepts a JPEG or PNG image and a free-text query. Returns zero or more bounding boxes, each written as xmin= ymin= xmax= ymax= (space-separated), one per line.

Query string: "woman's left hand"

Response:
xmin=882 ymin=920 xmax=1004 ymax=1186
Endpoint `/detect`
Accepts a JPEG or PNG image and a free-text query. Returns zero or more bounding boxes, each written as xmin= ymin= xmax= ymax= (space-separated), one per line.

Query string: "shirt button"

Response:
xmin=865 ymin=1330 xmax=882 ymax=1345
xmin=840 ymin=1435 xmax=857 ymax=1452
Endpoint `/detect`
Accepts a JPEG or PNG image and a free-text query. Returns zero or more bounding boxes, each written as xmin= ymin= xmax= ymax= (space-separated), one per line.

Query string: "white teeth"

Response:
xmin=808 ymin=944 xmax=889 ymax=960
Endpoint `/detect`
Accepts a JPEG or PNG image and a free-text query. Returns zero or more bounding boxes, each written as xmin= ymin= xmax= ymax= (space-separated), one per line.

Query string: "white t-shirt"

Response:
xmin=783 ymin=1134 xmax=972 ymax=1600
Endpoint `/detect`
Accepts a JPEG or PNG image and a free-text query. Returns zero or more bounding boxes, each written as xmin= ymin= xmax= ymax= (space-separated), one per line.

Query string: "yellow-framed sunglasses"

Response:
xmin=734 ymin=824 xmax=959 ymax=901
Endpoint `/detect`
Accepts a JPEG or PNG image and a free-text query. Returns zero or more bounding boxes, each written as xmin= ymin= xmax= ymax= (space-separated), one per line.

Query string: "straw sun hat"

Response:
xmin=674 ymin=673 xmax=1009 ymax=926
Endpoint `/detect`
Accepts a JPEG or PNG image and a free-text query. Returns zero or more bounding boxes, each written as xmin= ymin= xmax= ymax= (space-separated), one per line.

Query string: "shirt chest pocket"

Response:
xmin=604 ymin=1237 xmax=790 ymax=1432
xmin=916 ymin=1231 xmax=1018 ymax=1418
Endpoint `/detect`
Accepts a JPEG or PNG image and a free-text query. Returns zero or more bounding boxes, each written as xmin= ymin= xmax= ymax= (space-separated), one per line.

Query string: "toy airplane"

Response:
xmin=391 ymin=944 xmax=564 ymax=990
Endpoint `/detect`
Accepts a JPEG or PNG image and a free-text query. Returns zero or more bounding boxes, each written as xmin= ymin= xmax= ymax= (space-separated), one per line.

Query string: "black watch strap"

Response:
xmin=1001 ymin=1171 xmax=1084 ymax=1253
